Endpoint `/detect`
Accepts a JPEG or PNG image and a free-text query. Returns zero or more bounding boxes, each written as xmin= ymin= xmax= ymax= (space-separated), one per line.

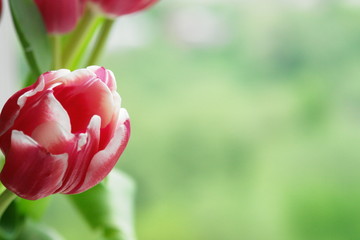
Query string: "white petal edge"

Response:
xmin=75 ymin=108 xmax=130 ymax=193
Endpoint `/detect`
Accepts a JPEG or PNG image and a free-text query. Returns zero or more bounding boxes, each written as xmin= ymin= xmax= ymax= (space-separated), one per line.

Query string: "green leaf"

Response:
xmin=69 ymin=170 xmax=136 ymax=240
xmin=0 ymin=202 xmax=25 ymax=240
xmin=0 ymin=198 xmax=57 ymax=240
xmin=15 ymin=220 xmax=64 ymax=240
xmin=9 ymin=0 xmax=51 ymax=77
xmin=16 ymin=197 xmax=52 ymax=221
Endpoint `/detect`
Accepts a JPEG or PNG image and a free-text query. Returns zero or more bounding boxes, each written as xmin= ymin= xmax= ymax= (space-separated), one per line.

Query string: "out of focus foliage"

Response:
xmin=43 ymin=1 xmax=360 ymax=240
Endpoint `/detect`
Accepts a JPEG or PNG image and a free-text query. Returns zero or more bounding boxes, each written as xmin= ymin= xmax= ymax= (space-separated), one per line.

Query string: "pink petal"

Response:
xmin=40 ymin=69 xmax=71 ymax=86
xmin=31 ymin=121 xmax=74 ymax=154
xmin=0 ymin=78 xmax=48 ymax=153
xmin=58 ymin=115 xmax=101 ymax=194
xmin=0 ymin=130 xmax=68 ymax=200
xmin=53 ymin=73 xmax=115 ymax=133
xmin=91 ymin=0 xmax=158 ymax=17
xmin=34 ymin=0 xmax=85 ymax=34
xmin=99 ymin=92 xmax=121 ymax=150
xmin=87 ymin=66 xmax=117 ymax=91
xmin=0 ymin=86 xmax=31 ymax=137
xmin=12 ymin=92 xmax=71 ymax=140
xmin=52 ymin=69 xmax=96 ymax=86
xmin=71 ymin=108 xmax=130 ymax=194
xmin=126 ymin=0 xmax=157 ymax=14
xmin=0 ymin=91 xmax=71 ymax=156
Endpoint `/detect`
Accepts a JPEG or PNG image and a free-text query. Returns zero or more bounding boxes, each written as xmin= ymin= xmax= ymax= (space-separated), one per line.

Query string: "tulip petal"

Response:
xmin=87 ymin=66 xmax=117 ymax=91
xmin=0 ymin=87 xmax=30 ymax=138
xmin=34 ymin=0 xmax=85 ymax=34
xmin=54 ymin=69 xmax=96 ymax=86
xmin=58 ymin=115 xmax=101 ymax=194
xmin=0 ymin=131 xmax=68 ymax=200
xmin=1 ymin=90 xmax=71 ymax=156
xmin=91 ymin=0 xmax=158 ymax=16
xmin=31 ymin=121 xmax=73 ymax=154
xmin=99 ymin=92 xmax=121 ymax=150
xmin=0 ymin=76 xmax=51 ymax=153
xmin=72 ymin=109 xmax=130 ymax=194
xmin=13 ymin=92 xmax=71 ymax=138
xmin=53 ymin=73 xmax=115 ymax=133
xmin=0 ymin=87 xmax=30 ymax=154
xmin=41 ymin=69 xmax=71 ymax=86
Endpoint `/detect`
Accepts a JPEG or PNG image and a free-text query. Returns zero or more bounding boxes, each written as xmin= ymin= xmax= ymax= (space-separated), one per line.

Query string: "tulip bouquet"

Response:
xmin=0 ymin=0 xmax=158 ymax=239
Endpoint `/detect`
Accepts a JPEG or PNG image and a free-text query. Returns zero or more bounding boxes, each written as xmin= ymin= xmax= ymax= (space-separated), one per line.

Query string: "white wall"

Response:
xmin=0 ymin=0 xmax=18 ymax=108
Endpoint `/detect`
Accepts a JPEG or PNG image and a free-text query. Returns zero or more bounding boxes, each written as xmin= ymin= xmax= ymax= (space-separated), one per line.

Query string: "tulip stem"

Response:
xmin=69 ymin=17 xmax=105 ymax=70
xmin=86 ymin=18 xmax=115 ymax=66
xmin=63 ymin=7 xmax=98 ymax=69
xmin=0 ymin=189 xmax=16 ymax=219
xmin=50 ymin=35 xmax=62 ymax=70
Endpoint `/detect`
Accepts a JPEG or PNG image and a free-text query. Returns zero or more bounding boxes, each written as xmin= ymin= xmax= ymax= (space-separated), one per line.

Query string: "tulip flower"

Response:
xmin=0 ymin=66 xmax=130 ymax=200
xmin=90 ymin=0 xmax=159 ymax=18
xmin=34 ymin=0 xmax=86 ymax=34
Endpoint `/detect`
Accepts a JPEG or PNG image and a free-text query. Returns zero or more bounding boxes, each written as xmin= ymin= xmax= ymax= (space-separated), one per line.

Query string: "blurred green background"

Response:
xmin=44 ymin=0 xmax=360 ymax=239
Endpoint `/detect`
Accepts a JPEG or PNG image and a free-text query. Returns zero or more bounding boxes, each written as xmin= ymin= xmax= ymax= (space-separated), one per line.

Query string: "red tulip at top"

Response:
xmin=34 ymin=0 xmax=86 ymax=34
xmin=0 ymin=66 xmax=130 ymax=200
xmin=90 ymin=0 xmax=158 ymax=18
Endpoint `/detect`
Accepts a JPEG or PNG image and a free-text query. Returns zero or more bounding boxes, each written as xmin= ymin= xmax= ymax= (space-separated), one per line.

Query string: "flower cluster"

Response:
xmin=0 ymin=0 xmax=159 ymax=202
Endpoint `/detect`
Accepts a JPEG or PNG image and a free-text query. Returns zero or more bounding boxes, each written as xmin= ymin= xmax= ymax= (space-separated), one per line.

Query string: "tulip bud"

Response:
xmin=90 ymin=0 xmax=158 ymax=18
xmin=34 ymin=0 xmax=86 ymax=34
xmin=0 ymin=66 xmax=130 ymax=200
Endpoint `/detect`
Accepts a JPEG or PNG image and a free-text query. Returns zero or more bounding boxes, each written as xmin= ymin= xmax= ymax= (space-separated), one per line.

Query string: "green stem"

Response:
xmin=0 ymin=185 xmax=5 ymax=196
xmin=0 ymin=189 xmax=16 ymax=219
xmin=50 ymin=35 xmax=62 ymax=69
xmin=23 ymin=71 xmax=36 ymax=88
xmin=86 ymin=19 xmax=115 ymax=66
xmin=69 ymin=17 xmax=104 ymax=70
xmin=62 ymin=8 xmax=98 ymax=68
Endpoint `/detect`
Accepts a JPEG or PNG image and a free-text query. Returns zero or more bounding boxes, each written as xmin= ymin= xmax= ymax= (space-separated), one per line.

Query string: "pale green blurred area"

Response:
xmin=47 ymin=0 xmax=360 ymax=239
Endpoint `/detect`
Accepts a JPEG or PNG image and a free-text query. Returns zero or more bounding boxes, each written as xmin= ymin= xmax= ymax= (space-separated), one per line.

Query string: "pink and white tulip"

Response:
xmin=90 ymin=0 xmax=158 ymax=18
xmin=0 ymin=66 xmax=130 ymax=200
xmin=34 ymin=0 xmax=86 ymax=34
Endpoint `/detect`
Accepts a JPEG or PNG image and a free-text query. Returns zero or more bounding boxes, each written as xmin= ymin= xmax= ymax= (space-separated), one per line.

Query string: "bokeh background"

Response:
xmin=4 ymin=0 xmax=360 ymax=239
